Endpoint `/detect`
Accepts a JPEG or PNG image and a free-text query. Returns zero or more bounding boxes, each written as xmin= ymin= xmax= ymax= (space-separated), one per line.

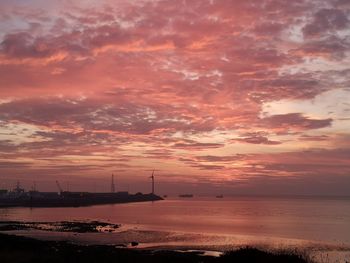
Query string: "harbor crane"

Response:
xmin=55 ymin=180 xmax=63 ymax=195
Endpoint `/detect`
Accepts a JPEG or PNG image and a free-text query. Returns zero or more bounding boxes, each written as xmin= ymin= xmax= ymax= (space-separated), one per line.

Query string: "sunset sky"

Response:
xmin=0 ymin=0 xmax=349 ymax=195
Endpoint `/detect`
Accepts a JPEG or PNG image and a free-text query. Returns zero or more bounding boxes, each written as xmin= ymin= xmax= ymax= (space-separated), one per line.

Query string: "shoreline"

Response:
xmin=0 ymin=232 xmax=311 ymax=263
xmin=1 ymin=220 xmax=350 ymax=263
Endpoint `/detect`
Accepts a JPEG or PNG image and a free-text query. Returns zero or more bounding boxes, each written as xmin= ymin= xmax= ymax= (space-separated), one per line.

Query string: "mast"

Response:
xmin=31 ymin=181 xmax=37 ymax=192
xmin=111 ymin=174 xmax=115 ymax=193
xmin=16 ymin=181 xmax=21 ymax=192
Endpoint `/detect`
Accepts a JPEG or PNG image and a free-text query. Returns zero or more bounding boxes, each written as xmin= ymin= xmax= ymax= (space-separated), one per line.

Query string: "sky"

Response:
xmin=0 ymin=0 xmax=349 ymax=195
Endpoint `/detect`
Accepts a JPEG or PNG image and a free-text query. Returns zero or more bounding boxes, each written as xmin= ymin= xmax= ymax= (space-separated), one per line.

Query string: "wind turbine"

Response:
xmin=150 ymin=169 xmax=155 ymax=194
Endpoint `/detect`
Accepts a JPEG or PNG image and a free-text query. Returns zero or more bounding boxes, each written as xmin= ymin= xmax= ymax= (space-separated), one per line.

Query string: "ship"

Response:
xmin=179 ymin=194 xmax=193 ymax=198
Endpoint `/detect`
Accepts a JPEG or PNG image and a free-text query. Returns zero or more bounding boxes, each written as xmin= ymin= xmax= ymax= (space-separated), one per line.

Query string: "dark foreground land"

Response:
xmin=0 ymin=233 xmax=311 ymax=263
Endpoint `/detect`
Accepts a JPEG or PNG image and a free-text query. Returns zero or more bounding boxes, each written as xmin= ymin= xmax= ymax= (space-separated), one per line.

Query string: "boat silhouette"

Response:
xmin=179 ymin=194 xmax=193 ymax=198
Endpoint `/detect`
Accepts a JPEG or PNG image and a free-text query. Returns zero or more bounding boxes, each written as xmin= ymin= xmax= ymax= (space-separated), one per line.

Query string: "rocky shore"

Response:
xmin=0 ymin=220 xmax=120 ymax=233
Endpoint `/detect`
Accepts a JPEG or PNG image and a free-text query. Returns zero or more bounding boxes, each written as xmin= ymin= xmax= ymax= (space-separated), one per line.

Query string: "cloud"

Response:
xmin=298 ymin=134 xmax=329 ymax=141
xmin=189 ymin=147 xmax=350 ymax=176
xmin=173 ymin=141 xmax=224 ymax=151
xmin=292 ymin=36 xmax=350 ymax=60
xmin=0 ymin=0 xmax=349 ymax=194
xmin=231 ymin=132 xmax=282 ymax=145
xmin=260 ymin=113 xmax=332 ymax=133
xmin=302 ymin=8 xmax=349 ymax=38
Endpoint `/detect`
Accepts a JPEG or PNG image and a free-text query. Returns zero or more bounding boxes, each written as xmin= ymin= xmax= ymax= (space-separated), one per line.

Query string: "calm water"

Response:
xmin=1 ymin=196 xmax=350 ymax=246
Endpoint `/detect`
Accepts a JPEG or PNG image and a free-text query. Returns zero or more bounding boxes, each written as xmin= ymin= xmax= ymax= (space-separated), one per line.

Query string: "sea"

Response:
xmin=1 ymin=196 xmax=350 ymax=262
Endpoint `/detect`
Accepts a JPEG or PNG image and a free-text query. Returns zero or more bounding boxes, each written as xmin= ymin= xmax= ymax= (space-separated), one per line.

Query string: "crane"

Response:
xmin=55 ymin=180 xmax=63 ymax=195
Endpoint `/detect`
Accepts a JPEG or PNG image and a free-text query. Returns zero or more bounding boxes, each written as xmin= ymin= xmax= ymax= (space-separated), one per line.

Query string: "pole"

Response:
xmin=111 ymin=174 xmax=115 ymax=193
xmin=151 ymin=170 xmax=155 ymax=194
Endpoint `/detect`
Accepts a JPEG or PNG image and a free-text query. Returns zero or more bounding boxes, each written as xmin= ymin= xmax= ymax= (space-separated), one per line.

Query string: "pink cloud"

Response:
xmin=231 ymin=132 xmax=282 ymax=145
xmin=260 ymin=113 xmax=332 ymax=133
xmin=0 ymin=0 xmax=349 ymax=193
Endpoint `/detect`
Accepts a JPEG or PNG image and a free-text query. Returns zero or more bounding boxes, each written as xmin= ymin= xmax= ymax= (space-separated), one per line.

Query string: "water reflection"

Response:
xmin=1 ymin=196 xmax=350 ymax=245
